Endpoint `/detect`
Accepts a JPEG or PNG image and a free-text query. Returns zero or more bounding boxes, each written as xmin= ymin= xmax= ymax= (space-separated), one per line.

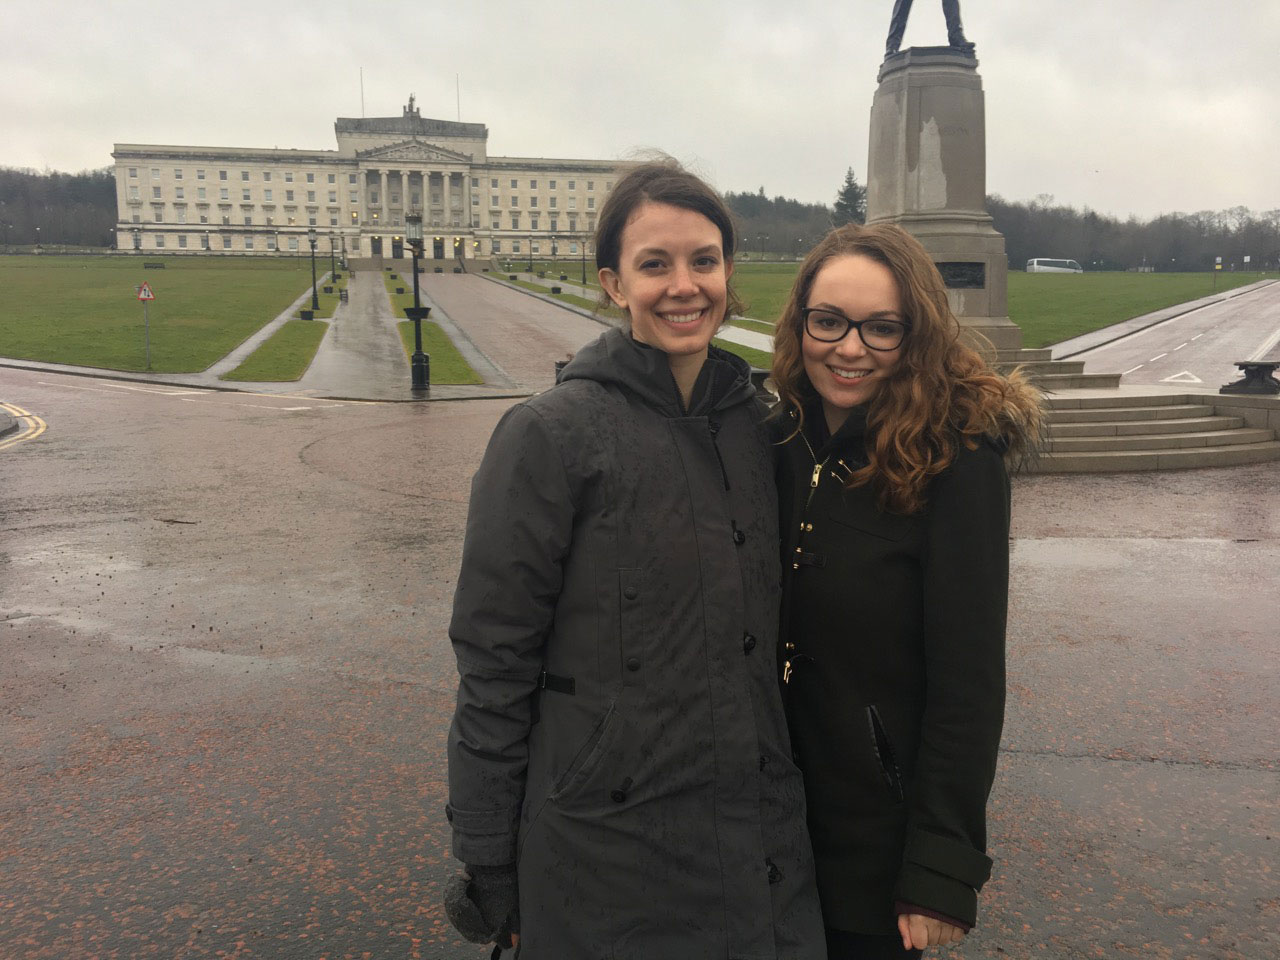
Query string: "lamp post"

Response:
xmin=307 ymin=227 xmax=319 ymax=309
xmin=404 ymin=212 xmax=431 ymax=394
xmin=329 ymin=231 xmax=337 ymax=277
xmin=757 ymin=233 xmax=768 ymax=261
xmin=551 ymin=234 xmax=558 ymax=268
xmin=527 ymin=235 xmax=533 ymax=272
xmin=580 ymin=233 xmax=587 ymax=285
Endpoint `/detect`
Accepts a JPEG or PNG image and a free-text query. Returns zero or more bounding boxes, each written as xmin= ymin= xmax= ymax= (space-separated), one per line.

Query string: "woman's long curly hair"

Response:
xmin=771 ymin=223 xmax=1043 ymax=514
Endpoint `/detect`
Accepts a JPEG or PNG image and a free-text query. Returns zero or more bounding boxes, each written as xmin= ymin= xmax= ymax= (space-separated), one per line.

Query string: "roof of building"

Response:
xmin=335 ymin=98 xmax=487 ymax=140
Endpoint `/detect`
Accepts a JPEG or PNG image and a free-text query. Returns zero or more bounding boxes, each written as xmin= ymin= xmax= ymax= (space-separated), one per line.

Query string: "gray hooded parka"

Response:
xmin=447 ymin=328 xmax=825 ymax=960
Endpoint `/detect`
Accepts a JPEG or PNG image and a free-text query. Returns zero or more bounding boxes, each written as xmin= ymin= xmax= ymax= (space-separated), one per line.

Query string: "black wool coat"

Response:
xmin=775 ymin=403 xmax=1008 ymax=934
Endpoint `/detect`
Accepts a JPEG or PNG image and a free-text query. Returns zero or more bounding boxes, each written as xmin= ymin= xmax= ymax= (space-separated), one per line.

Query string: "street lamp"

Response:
xmin=528 ymin=235 xmax=533 ymax=272
xmin=757 ymin=233 xmax=768 ymax=261
xmin=329 ymin=231 xmax=337 ymax=277
xmin=404 ymin=211 xmax=431 ymax=394
xmin=580 ymin=233 xmax=587 ymax=285
xmin=307 ymin=227 xmax=319 ymax=310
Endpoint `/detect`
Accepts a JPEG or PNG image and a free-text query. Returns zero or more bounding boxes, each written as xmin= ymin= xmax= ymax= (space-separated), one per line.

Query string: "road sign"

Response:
xmin=137 ymin=282 xmax=155 ymax=301
xmin=1244 ymin=255 xmax=1251 ymax=264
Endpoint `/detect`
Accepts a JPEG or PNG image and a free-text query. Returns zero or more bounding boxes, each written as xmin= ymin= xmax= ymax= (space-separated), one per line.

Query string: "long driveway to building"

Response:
xmin=2 ymin=365 xmax=1276 ymax=959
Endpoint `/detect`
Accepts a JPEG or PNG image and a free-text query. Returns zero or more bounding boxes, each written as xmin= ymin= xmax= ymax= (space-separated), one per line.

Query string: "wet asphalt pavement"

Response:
xmin=1 ymin=364 xmax=1277 ymax=959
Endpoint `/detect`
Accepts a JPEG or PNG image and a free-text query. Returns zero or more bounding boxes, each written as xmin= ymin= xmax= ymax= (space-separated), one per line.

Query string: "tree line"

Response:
xmin=0 ymin=166 xmax=117 ymax=248
xmin=3 ymin=164 xmax=1276 ymax=271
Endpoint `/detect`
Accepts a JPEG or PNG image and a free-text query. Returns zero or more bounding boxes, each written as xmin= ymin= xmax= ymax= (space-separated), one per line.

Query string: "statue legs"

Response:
xmin=886 ymin=0 xmax=972 ymax=57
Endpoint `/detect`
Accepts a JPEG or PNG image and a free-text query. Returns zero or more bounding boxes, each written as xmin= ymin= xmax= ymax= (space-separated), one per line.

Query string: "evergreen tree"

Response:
xmin=832 ymin=167 xmax=867 ymax=226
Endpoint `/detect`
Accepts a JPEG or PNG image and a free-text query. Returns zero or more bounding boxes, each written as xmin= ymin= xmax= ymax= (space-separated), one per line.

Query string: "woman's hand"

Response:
xmin=898 ymin=912 xmax=966 ymax=950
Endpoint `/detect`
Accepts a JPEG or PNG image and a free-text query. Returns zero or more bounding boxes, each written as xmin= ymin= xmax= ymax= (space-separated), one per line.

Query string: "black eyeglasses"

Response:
xmin=801 ymin=307 xmax=910 ymax=351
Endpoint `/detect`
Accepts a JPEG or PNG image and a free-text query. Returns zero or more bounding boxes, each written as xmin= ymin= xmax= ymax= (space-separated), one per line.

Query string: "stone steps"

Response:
xmin=1030 ymin=393 xmax=1280 ymax=472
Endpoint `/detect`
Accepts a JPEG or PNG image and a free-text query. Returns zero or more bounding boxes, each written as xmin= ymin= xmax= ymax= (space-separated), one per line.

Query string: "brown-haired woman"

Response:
xmin=771 ymin=223 xmax=1041 ymax=958
xmin=444 ymin=160 xmax=824 ymax=958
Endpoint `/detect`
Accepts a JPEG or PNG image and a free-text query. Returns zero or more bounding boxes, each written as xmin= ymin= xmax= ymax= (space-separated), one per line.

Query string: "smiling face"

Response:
xmin=598 ymin=201 xmax=731 ymax=360
xmin=801 ymin=254 xmax=905 ymax=433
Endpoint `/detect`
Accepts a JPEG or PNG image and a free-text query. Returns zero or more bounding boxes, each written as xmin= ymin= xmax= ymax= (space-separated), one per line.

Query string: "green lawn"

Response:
xmin=713 ymin=339 xmax=772 ymax=369
xmin=1007 ymin=271 xmax=1266 ymax=347
xmin=221 ymin=319 xmax=330 ymax=382
xmin=491 ymin=273 xmax=611 ymax=314
xmin=384 ymin=278 xmax=482 ymax=385
xmin=394 ymin=321 xmax=483 ymax=384
xmin=294 ymin=272 xmax=348 ymax=319
xmin=0 ymin=255 xmax=316 ymax=372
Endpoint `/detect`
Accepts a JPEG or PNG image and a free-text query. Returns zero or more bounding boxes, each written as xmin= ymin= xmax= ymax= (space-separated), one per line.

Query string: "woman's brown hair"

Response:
xmin=771 ymin=223 xmax=1043 ymax=514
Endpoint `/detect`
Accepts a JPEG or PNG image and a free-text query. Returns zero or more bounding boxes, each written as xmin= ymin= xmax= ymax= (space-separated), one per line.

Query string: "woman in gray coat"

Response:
xmin=444 ymin=161 xmax=825 ymax=959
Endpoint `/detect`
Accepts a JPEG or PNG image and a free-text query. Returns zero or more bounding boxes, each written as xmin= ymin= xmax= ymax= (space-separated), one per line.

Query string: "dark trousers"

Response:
xmin=886 ymin=0 xmax=967 ymax=53
xmin=825 ymin=926 xmax=923 ymax=960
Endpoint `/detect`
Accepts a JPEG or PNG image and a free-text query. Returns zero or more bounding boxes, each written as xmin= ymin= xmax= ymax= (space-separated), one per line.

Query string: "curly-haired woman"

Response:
xmin=770 ymin=224 xmax=1041 ymax=959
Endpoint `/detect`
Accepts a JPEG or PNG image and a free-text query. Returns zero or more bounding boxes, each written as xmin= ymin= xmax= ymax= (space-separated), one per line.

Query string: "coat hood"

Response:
xmin=559 ymin=327 xmax=757 ymax=418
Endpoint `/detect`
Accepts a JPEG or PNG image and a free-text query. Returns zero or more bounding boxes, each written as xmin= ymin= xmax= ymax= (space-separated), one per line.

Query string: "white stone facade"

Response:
xmin=113 ymin=99 xmax=626 ymax=260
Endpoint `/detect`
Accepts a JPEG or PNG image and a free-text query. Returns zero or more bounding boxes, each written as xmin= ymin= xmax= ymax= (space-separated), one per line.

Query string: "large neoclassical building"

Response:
xmin=113 ymin=97 xmax=627 ymax=260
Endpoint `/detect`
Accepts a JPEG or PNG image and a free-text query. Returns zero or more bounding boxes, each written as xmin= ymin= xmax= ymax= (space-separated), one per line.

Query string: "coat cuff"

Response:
xmin=892 ymin=829 xmax=993 ymax=927
xmin=446 ymin=803 xmax=520 ymax=866
xmin=894 ymin=901 xmax=972 ymax=933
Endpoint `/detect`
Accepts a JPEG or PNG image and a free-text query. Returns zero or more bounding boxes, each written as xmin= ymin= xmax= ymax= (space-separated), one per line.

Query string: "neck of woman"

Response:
xmin=667 ymin=349 xmax=708 ymax=411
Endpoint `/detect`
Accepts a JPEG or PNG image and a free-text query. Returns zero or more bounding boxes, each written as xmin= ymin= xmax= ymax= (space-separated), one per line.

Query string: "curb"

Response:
xmin=477 ymin=272 xmax=620 ymax=329
xmin=0 ymin=410 xmax=17 ymax=439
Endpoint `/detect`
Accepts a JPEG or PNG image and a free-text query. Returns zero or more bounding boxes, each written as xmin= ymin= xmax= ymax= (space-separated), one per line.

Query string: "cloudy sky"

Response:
xmin=3 ymin=0 xmax=1276 ymax=220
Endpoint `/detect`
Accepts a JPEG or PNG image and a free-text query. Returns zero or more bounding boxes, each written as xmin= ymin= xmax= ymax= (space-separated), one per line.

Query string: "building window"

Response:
xmin=265 ymin=216 xmax=274 ymax=226
xmin=511 ymin=179 xmax=518 ymax=188
xmin=239 ymin=171 xmax=248 ymax=181
xmin=197 ymin=187 xmax=206 ymax=200
xmin=328 ymin=191 xmax=337 ymax=203
xmin=530 ymin=179 xmax=538 ymax=189
xmin=568 ymin=218 xmax=577 ymax=231
xmin=530 ymin=197 xmax=538 ymax=208
xmin=219 ymin=170 xmax=228 ymax=181
xmin=491 ymin=239 xmax=501 ymax=254
xmin=510 ymin=217 xmax=519 ymax=230
xmin=550 ymin=219 xmax=557 ymax=232
xmin=264 ymin=171 xmax=272 ymax=182
xmin=568 ymin=180 xmax=576 ymax=189
xmin=245 ymin=236 xmax=254 ymax=249
xmin=177 ymin=209 xmax=187 ymax=224
xmin=307 ymin=191 xmax=316 ymax=203
xmin=491 ymin=219 xmax=499 ymax=230
xmin=490 ymin=178 xmax=498 ymax=188
xmin=199 ymin=214 xmax=208 ymax=224
xmin=286 ymin=190 xmax=294 ymax=202
xmin=264 ymin=189 xmax=273 ymax=201
xmin=349 ymin=190 xmax=358 ymax=203
xmin=549 ymin=197 xmax=556 ymax=208
xmin=242 ymin=189 xmax=251 ymax=201
xmin=587 ymin=197 xmax=595 ymax=209
xmin=288 ymin=237 xmax=298 ymax=251
xmin=472 ymin=195 xmax=479 ymax=205
xmin=349 ymin=173 xmax=357 ymax=184
xmin=174 ymin=168 xmax=183 ymax=180
xmin=175 ymin=187 xmax=184 ymax=199
xmin=129 ymin=186 xmax=139 ymax=199
xmin=472 ymin=216 xmax=480 ymax=227
xmin=154 ymin=207 xmax=164 ymax=222
xmin=391 ymin=193 xmax=400 ymax=205
xmin=549 ymin=180 xmax=556 ymax=189
xmin=132 ymin=214 xmax=141 ymax=224
xmin=569 ymin=198 xmax=577 ymax=209
xmin=327 ymin=173 xmax=335 ymax=183
xmin=430 ymin=192 xmax=440 ymax=205
xmin=306 ymin=173 xmax=315 ymax=183
xmin=244 ymin=215 xmax=252 ymax=226
xmin=196 ymin=169 xmax=205 ymax=180
xmin=285 ymin=172 xmax=293 ymax=182
xmin=201 ymin=234 xmax=209 ymax=249
xmin=513 ymin=240 xmax=521 ymax=253
xmin=222 ymin=215 xmax=231 ymax=225
xmin=510 ymin=197 xmax=519 ymax=207
xmin=491 ymin=195 xmax=499 ymax=207
xmin=471 ymin=177 xmax=479 ymax=187
xmin=222 ymin=235 xmax=232 ymax=249
xmin=532 ymin=242 xmax=540 ymax=254
xmin=570 ymin=242 xmax=578 ymax=254
xmin=308 ymin=215 xmax=317 ymax=226
xmin=151 ymin=168 xmax=160 ymax=178
xmin=351 ymin=211 xmax=358 ymax=222
xmin=267 ymin=236 xmax=277 ymax=250
xmin=152 ymin=186 xmax=162 ymax=199
xmin=220 ymin=188 xmax=229 ymax=200
xmin=606 ymin=182 xmax=613 ymax=191
xmin=587 ymin=181 xmax=594 ymax=190
xmin=128 ymin=167 xmax=137 ymax=178
xmin=155 ymin=235 xmax=165 ymax=247
xmin=531 ymin=218 xmax=540 ymax=231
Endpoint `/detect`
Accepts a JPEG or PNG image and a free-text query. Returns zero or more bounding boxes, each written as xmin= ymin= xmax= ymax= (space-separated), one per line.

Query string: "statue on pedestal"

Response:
xmin=885 ymin=0 xmax=973 ymax=58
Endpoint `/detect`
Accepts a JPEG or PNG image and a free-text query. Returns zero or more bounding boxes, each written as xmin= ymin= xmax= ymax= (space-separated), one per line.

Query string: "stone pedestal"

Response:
xmin=866 ymin=47 xmax=1022 ymax=358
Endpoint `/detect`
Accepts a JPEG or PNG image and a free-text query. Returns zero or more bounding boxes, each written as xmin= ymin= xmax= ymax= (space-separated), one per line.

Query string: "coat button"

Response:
xmin=623 ymin=585 xmax=638 ymax=600
xmin=625 ymin=657 xmax=641 ymax=672
xmin=765 ymin=858 xmax=782 ymax=884
xmin=733 ymin=528 xmax=746 ymax=545
xmin=610 ymin=789 xmax=626 ymax=803
xmin=785 ymin=641 xmax=796 ymax=652
xmin=742 ymin=633 xmax=757 ymax=653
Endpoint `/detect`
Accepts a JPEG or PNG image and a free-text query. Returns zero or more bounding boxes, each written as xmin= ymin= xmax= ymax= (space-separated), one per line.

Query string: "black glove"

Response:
xmin=444 ymin=863 xmax=519 ymax=947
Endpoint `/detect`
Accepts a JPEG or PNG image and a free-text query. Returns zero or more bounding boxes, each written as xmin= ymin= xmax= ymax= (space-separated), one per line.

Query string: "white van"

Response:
xmin=1026 ymin=258 xmax=1083 ymax=273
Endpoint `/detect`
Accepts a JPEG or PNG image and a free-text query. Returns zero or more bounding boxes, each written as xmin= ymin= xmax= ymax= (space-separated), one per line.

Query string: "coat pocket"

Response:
xmin=550 ymin=700 xmax=619 ymax=803
xmin=866 ymin=705 xmax=906 ymax=804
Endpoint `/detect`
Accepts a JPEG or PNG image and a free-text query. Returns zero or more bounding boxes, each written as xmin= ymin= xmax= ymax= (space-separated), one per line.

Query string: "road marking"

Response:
xmin=1122 ymin=364 xmax=1145 ymax=375
xmin=1150 ymin=353 xmax=1167 ymax=361
xmin=1161 ymin=371 xmax=1203 ymax=383
xmin=1248 ymin=323 xmax=1280 ymax=361
xmin=1191 ymin=334 xmax=1204 ymax=340
xmin=0 ymin=403 xmax=48 ymax=452
xmin=1174 ymin=343 xmax=1187 ymax=350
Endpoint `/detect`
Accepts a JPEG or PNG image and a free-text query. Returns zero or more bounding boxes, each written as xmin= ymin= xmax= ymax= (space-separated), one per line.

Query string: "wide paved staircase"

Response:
xmin=1033 ymin=393 xmax=1280 ymax=472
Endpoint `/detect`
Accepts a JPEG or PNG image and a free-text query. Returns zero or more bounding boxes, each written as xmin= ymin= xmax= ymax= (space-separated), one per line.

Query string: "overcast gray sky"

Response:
xmin=3 ymin=0 xmax=1276 ymax=220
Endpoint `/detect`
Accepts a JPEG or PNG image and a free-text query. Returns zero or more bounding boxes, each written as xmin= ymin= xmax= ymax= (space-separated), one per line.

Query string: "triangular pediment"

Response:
xmin=356 ymin=139 xmax=471 ymax=163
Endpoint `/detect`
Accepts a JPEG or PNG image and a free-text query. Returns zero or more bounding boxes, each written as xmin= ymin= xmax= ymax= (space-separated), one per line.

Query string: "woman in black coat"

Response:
xmin=770 ymin=224 xmax=1042 ymax=958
